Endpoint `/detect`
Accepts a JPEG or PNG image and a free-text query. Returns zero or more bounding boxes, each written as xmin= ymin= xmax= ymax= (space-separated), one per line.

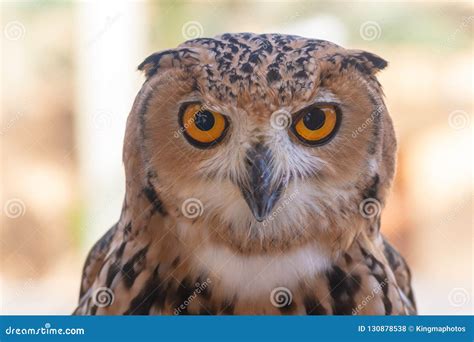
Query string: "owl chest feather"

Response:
xmin=192 ymin=240 xmax=332 ymax=300
xmin=74 ymin=208 xmax=415 ymax=315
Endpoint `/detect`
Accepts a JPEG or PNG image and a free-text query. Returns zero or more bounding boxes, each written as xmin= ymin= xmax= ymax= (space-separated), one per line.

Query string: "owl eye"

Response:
xmin=291 ymin=104 xmax=340 ymax=146
xmin=179 ymin=103 xmax=229 ymax=148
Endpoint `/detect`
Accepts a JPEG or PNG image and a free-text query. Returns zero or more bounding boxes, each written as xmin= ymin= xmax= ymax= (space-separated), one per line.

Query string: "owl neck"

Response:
xmin=117 ymin=195 xmax=384 ymax=307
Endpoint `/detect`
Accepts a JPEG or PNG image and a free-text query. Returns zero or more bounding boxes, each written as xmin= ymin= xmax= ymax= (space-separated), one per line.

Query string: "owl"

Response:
xmin=74 ymin=33 xmax=416 ymax=315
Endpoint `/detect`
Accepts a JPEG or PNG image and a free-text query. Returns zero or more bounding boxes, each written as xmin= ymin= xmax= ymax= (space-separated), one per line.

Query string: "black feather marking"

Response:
xmin=363 ymin=174 xmax=380 ymax=200
xmin=266 ymin=69 xmax=281 ymax=83
xmin=359 ymin=247 xmax=393 ymax=315
xmin=121 ymin=245 xmax=149 ymax=289
xmin=123 ymin=264 xmax=163 ymax=315
xmin=220 ymin=299 xmax=235 ymax=315
xmin=172 ymin=277 xmax=197 ymax=315
xmin=104 ymin=241 xmax=126 ymax=288
xmin=326 ymin=266 xmax=361 ymax=315
xmin=142 ymin=173 xmax=167 ymax=216
xmin=278 ymin=299 xmax=296 ymax=315
xmin=358 ymin=51 xmax=388 ymax=71
xmin=304 ymin=295 xmax=327 ymax=315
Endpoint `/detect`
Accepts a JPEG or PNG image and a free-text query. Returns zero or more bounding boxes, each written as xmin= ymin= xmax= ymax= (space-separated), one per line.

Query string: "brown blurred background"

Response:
xmin=1 ymin=1 xmax=472 ymax=314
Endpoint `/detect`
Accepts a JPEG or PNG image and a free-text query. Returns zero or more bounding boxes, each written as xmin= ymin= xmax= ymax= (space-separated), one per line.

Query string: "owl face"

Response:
xmin=136 ymin=33 xmax=396 ymax=252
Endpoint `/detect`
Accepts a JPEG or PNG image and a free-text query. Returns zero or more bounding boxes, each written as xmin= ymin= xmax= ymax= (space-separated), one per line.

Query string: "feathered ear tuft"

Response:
xmin=137 ymin=48 xmax=200 ymax=79
xmin=350 ymin=50 xmax=388 ymax=74
xmin=137 ymin=50 xmax=175 ymax=78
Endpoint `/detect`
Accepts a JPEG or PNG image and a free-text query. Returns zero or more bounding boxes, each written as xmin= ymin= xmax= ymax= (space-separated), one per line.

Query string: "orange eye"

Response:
xmin=179 ymin=103 xmax=228 ymax=148
xmin=292 ymin=104 xmax=340 ymax=145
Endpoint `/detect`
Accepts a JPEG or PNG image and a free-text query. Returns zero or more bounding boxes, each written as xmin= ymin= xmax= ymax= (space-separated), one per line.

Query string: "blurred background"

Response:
xmin=1 ymin=0 xmax=472 ymax=315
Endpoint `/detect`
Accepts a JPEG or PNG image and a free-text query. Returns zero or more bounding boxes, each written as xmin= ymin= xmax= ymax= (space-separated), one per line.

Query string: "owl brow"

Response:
xmin=289 ymin=91 xmax=341 ymax=118
xmin=313 ymin=89 xmax=340 ymax=104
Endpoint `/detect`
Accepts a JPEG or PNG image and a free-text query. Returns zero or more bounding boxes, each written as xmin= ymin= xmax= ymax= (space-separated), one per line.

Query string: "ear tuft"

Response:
xmin=137 ymin=50 xmax=172 ymax=79
xmin=358 ymin=51 xmax=388 ymax=71
xmin=137 ymin=48 xmax=199 ymax=79
xmin=352 ymin=50 xmax=388 ymax=74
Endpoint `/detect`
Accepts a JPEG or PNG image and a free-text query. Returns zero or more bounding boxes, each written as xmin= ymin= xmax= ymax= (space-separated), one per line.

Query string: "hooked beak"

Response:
xmin=238 ymin=144 xmax=284 ymax=222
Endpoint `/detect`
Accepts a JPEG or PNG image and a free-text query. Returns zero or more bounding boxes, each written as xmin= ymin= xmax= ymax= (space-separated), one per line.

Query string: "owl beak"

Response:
xmin=239 ymin=144 xmax=284 ymax=222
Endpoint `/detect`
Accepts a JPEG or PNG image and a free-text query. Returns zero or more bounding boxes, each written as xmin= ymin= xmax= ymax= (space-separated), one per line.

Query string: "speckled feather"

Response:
xmin=74 ymin=33 xmax=415 ymax=315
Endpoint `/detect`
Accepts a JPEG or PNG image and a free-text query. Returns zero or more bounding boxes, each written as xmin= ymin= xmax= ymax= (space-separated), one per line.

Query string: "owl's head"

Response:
xmin=126 ymin=33 xmax=396 ymax=254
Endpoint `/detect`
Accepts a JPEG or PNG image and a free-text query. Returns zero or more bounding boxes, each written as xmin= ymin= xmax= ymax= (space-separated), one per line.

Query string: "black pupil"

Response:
xmin=303 ymin=108 xmax=326 ymax=130
xmin=195 ymin=110 xmax=215 ymax=131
